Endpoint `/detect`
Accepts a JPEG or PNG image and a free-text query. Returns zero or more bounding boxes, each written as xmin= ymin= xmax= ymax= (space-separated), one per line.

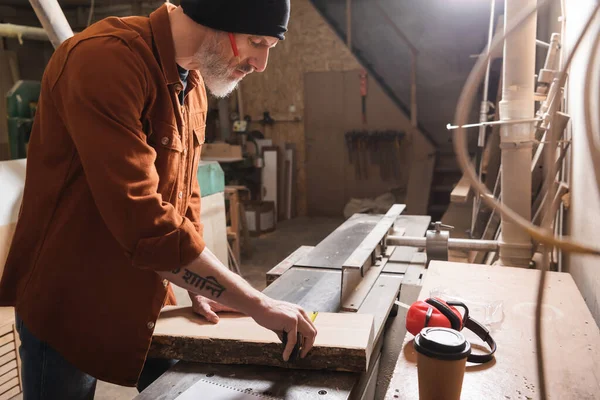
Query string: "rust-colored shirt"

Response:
xmin=0 ymin=4 xmax=207 ymax=386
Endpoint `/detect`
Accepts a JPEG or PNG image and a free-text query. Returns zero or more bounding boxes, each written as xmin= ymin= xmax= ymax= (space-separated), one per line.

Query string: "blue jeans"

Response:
xmin=15 ymin=313 xmax=177 ymax=400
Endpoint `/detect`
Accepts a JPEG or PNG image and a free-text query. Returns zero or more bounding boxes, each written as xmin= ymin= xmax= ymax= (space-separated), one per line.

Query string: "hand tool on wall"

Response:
xmin=359 ymin=70 xmax=368 ymax=124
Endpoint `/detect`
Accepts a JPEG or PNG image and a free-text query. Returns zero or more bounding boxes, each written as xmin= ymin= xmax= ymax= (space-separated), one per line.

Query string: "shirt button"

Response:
xmin=147 ymin=321 xmax=155 ymax=330
xmin=178 ymin=191 xmax=183 ymax=199
xmin=161 ymin=137 xmax=169 ymax=145
xmin=174 ymin=83 xmax=183 ymax=91
xmin=183 ymin=148 xmax=187 ymax=156
xmin=163 ymin=279 xmax=169 ymax=287
xmin=181 ymin=107 xmax=186 ymax=114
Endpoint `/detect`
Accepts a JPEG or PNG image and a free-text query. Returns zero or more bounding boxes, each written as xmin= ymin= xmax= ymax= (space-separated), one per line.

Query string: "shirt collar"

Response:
xmin=149 ymin=3 xmax=180 ymax=86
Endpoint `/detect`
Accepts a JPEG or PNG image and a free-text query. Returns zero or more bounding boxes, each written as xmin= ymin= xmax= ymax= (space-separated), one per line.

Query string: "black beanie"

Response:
xmin=180 ymin=0 xmax=290 ymax=40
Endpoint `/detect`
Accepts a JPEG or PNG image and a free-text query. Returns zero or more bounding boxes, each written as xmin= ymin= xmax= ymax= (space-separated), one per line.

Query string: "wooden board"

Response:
xmin=148 ymin=306 xmax=374 ymax=373
xmin=384 ymin=261 xmax=600 ymax=400
xmin=450 ymin=174 xmax=472 ymax=203
xmin=0 ymin=386 xmax=20 ymax=400
xmin=0 ymin=369 xmax=17 ymax=387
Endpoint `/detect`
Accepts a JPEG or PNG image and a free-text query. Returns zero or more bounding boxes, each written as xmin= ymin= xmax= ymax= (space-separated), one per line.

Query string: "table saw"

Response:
xmin=136 ymin=205 xmax=432 ymax=400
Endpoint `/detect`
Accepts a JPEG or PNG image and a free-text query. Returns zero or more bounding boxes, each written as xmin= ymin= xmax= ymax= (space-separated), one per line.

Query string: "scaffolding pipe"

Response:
xmin=472 ymin=0 xmax=497 ymax=236
xmin=0 ymin=23 xmax=49 ymax=42
xmin=28 ymin=0 xmax=74 ymax=49
xmin=498 ymin=0 xmax=537 ymax=267
xmin=386 ymin=235 xmax=500 ymax=251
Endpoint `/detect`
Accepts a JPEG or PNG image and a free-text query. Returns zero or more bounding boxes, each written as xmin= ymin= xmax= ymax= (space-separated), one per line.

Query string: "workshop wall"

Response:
xmin=238 ymin=0 xmax=425 ymax=217
xmin=238 ymin=0 xmax=360 ymax=217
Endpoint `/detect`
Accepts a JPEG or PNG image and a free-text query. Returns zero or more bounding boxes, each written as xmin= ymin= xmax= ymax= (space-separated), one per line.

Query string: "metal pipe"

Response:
xmin=28 ymin=0 xmax=74 ymax=49
xmin=449 ymin=238 xmax=500 ymax=251
xmin=498 ymin=0 xmax=536 ymax=267
xmin=446 ymin=118 xmax=541 ymax=130
xmin=473 ymin=0 xmax=497 ymax=237
xmin=386 ymin=235 xmax=426 ymax=248
xmin=0 ymin=23 xmax=49 ymax=42
xmin=386 ymin=235 xmax=499 ymax=251
xmin=478 ymin=0 xmax=496 ymax=148
xmin=536 ymin=39 xmax=550 ymax=48
xmin=410 ymin=53 xmax=418 ymax=128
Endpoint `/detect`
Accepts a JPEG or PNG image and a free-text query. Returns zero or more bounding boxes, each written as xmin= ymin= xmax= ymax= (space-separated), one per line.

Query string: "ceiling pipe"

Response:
xmin=498 ymin=0 xmax=537 ymax=267
xmin=28 ymin=0 xmax=74 ymax=49
xmin=0 ymin=23 xmax=49 ymax=42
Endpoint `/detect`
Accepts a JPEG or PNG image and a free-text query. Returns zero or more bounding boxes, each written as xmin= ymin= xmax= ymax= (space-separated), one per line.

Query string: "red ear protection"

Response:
xmin=406 ymin=297 xmax=466 ymax=335
xmin=406 ymin=297 xmax=497 ymax=364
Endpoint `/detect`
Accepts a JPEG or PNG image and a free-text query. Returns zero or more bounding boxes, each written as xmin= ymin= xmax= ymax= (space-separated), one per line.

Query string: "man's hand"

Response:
xmin=189 ymin=292 xmax=239 ymax=324
xmin=249 ymin=295 xmax=318 ymax=362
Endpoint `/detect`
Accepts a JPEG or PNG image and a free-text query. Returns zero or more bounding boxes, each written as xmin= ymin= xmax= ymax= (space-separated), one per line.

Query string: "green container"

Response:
xmin=197 ymin=160 xmax=224 ymax=198
xmin=6 ymin=80 xmax=41 ymax=159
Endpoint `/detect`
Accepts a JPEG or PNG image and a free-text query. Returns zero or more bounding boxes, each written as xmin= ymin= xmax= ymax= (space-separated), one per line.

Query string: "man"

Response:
xmin=0 ymin=0 xmax=317 ymax=398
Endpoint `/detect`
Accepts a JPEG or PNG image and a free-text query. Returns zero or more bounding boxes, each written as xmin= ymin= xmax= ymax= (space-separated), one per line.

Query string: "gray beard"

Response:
xmin=194 ymin=33 xmax=241 ymax=98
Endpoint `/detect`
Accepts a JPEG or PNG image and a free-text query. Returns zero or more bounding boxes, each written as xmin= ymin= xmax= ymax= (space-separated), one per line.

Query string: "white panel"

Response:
xmin=285 ymin=148 xmax=293 ymax=220
xmin=0 ymin=159 xmax=26 ymax=226
xmin=200 ymin=192 xmax=228 ymax=267
xmin=262 ymin=150 xmax=278 ymax=216
xmin=259 ymin=210 xmax=274 ymax=231
xmin=245 ymin=211 xmax=256 ymax=232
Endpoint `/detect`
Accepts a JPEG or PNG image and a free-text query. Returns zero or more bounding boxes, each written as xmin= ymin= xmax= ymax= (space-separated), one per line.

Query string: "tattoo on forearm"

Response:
xmin=174 ymin=268 xmax=226 ymax=298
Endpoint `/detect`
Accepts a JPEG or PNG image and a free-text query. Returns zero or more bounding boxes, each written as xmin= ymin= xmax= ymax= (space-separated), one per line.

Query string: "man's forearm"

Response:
xmin=158 ymin=247 xmax=264 ymax=315
xmin=159 ymin=247 xmax=318 ymax=361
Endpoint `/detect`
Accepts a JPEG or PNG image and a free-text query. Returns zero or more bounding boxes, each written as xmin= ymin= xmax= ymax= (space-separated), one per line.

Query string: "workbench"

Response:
xmin=384 ymin=261 xmax=600 ymax=400
xmin=138 ymin=214 xmax=600 ymax=399
xmin=137 ymin=213 xmax=431 ymax=400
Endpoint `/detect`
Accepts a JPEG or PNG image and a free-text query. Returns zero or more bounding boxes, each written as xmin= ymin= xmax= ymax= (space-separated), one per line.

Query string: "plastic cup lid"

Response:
xmin=414 ymin=327 xmax=471 ymax=361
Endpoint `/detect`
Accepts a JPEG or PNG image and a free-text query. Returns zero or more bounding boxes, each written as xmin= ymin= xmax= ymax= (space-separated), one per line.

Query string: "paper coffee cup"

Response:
xmin=414 ymin=327 xmax=471 ymax=400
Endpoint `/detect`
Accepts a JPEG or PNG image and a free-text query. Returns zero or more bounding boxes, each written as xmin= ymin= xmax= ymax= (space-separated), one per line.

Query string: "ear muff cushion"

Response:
xmin=406 ymin=300 xmax=453 ymax=336
xmin=426 ymin=297 xmax=463 ymax=330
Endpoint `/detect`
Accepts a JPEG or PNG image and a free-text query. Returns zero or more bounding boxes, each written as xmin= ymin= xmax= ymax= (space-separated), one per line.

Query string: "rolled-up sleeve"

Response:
xmin=51 ymin=36 xmax=205 ymax=271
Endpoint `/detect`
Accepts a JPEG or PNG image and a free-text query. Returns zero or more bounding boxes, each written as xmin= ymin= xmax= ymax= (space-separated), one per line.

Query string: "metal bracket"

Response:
xmin=340 ymin=204 xmax=405 ymax=312
xmin=425 ymin=221 xmax=452 ymax=265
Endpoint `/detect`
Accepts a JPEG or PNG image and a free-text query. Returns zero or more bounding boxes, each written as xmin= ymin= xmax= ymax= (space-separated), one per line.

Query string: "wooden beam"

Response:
xmin=450 ymin=175 xmax=472 ymax=203
xmin=149 ymin=306 xmax=374 ymax=373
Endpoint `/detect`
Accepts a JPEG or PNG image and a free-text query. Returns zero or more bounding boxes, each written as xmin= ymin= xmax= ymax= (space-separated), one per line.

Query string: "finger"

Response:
xmin=298 ymin=307 xmax=311 ymax=322
xmin=298 ymin=317 xmax=317 ymax=359
xmin=297 ymin=308 xmax=317 ymax=330
xmin=282 ymin=324 xmax=298 ymax=362
xmin=200 ymin=302 xmax=219 ymax=324
xmin=214 ymin=304 xmax=239 ymax=313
